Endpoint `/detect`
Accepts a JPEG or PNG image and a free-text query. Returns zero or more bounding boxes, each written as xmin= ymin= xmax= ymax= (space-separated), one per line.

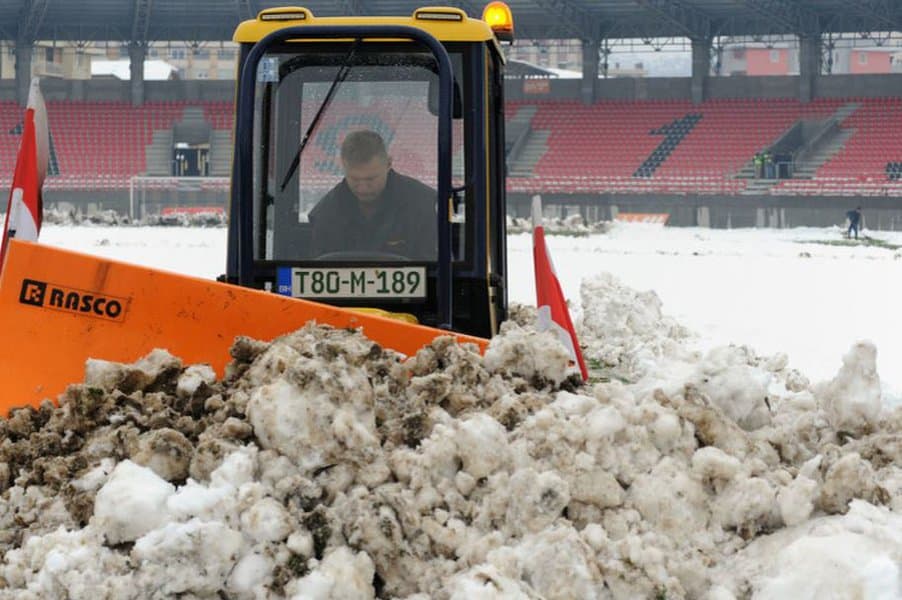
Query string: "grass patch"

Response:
xmin=585 ymin=358 xmax=634 ymax=384
xmin=796 ymin=236 xmax=901 ymax=251
xmin=507 ymin=228 xmax=598 ymax=238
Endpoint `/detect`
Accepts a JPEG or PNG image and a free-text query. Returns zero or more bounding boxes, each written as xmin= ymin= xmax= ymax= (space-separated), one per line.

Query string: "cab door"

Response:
xmin=485 ymin=42 xmax=508 ymax=334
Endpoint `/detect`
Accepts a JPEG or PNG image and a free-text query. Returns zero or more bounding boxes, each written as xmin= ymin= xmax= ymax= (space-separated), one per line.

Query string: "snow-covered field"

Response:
xmin=1 ymin=222 xmax=899 ymax=599
xmin=39 ymin=222 xmax=902 ymax=402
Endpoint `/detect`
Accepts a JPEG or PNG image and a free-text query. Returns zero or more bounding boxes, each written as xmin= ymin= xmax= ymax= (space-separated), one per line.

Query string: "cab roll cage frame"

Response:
xmin=234 ymin=25 xmax=456 ymax=330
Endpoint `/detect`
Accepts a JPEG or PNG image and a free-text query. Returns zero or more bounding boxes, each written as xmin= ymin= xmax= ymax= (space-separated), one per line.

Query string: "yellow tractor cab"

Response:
xmin=226 ymin=4 xmax=513 ymax=338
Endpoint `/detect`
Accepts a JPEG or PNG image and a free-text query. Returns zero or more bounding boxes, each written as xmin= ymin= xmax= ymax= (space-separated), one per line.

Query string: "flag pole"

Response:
xmin=0 ymin=77 xmax=47 ymax=273
xmin=531 ymin=195 xmax=589 ymax=381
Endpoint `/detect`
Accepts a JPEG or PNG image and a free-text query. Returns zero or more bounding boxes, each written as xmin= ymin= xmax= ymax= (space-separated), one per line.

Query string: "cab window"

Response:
xmin=252 ymin=43 xmax=466 ymax=264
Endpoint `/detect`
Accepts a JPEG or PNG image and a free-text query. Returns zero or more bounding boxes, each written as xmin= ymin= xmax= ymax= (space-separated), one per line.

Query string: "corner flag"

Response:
xmin=532 ymin=195 xmax=588 ymax=381
xmin=1 ymin=78 xmax=48 ymax=273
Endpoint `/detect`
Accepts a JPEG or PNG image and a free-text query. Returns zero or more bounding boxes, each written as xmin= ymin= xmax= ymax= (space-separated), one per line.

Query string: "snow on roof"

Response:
xmin=91 ymin=59 xmax=177 ymax=80
xmin=541 ymin=66 xmax=582 ymax=79
xmin=507 ymin=59 xmax=581 ymax=79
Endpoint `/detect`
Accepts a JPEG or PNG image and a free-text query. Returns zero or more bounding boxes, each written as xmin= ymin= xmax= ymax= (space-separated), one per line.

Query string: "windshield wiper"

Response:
xmin=280 ymin=40 xmax=359 ymax=192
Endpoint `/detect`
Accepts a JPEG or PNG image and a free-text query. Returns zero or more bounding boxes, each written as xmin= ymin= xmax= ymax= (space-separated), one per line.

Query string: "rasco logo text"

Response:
xmin=19 ymin=278 xmax=128 ymax=321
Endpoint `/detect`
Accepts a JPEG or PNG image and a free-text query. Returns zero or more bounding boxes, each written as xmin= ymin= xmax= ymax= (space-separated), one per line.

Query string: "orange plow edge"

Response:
xmin=0 ymin=240 xmax=488 ymax=416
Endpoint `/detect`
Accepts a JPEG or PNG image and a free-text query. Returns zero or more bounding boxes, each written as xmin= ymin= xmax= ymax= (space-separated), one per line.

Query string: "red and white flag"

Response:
xmin=1 ymin=78 xmax=48 ymax=273
xmin=532 ymin=195 xmax=588 ymax=381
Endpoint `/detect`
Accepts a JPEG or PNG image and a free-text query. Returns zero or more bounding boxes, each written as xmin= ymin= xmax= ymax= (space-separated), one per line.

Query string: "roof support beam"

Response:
xmin=12 ymin=0 xmax=48 ymax=107
xmin=341 ymin=0 xmax=367 ymax=16
xmin=798 ymin=33 xmax=819 ymax=102
xmin=691 ymin=37 xmax=709 ymax=103
xmin=451 ymin=1 xmax=481 ymax=19
xmin=236 ymin=0 xmax=256 ymax=22
xmin=17 ymin=0 xmax=50 ymax=43
xmin=129 ymin=0 xmax=153 ymax=107
xmin=530 ymin=0 xmax=602 ymax=40
xmin=131 ymin=0 xmax=153 ymax=43
xmin=632 ymin=0 xmax=713 ymax=40
xmin=581 ymin=38 xmax=599 ymax=104
xmin=855 ymin=0 xmax=902 ymax=32
xmin=128 ymin=42 xmax=146 ymax=106
xmin=739 ymin=0 xmax=817 ymax=35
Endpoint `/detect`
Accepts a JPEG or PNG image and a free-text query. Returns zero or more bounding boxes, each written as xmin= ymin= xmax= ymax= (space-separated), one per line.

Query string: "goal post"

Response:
xmin=128 ymin=176 xmax=230 ymax=221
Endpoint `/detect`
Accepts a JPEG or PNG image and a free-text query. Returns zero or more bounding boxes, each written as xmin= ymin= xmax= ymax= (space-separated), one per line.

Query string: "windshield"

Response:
xmin=252 ymin=43 xmax=465 ymax=264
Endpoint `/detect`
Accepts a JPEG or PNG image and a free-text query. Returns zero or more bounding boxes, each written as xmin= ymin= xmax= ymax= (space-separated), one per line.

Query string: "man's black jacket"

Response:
xmin=309 ymin=170 xmax=437 ymax=260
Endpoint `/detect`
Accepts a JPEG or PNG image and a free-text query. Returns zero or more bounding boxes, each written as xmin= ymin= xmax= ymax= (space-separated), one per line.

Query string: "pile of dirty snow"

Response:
xmin=506 ymin=213 xmax=612 ymax=235
xmin=1 ymin=273 xmax=900 ymax=599
xmin=37 ymin=206 xmax=227 ymax=228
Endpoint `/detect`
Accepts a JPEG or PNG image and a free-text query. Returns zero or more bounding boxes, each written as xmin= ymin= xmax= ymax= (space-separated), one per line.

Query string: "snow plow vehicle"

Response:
xmin=0 ymin=4 xmax=514 ymax=415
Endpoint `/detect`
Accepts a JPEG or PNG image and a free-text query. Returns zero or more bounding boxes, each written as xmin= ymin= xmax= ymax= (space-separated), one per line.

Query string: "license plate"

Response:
xmin=276 ymin=267 xmax=426 ymax=299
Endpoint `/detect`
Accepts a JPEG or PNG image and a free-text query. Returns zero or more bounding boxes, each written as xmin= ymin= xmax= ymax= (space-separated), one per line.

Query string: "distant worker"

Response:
xmin=309 ymin=130 xmax=437 ymax=260
xmin=754 ymin=152 xmax=764 ymax=179
xmin=764 ymin=151 xmax=775 ymax=179
xmin=846 ymin=206 xmax=863 ymax=240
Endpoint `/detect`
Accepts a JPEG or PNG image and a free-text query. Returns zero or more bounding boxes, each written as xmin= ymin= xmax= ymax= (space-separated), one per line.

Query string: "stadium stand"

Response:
xmin=506 ymin=97 xmax=902 ymax=197
xmin=0 ymin=102 xmax=19 ymax=176
xmin=510 ymin=98 xmax=816 ymax=195
xmin=201 ymin=101 xmax=233 ymax=130
xmin=1 ymin=100 xmax=184 ymax=190
xmin=2 ymin=97 xmax=901 ymax=197
xmin=772 ymin=97 xmax=902 ymax=196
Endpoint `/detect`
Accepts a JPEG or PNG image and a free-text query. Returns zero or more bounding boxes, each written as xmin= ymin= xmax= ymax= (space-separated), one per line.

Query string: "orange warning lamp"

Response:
xmin=482 ymin=1 xmax=514 ymax=42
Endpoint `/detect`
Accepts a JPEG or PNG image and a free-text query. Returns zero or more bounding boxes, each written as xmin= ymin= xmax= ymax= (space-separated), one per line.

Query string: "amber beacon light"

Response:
xmin=482 ymin=1 xmax=514 ymax=42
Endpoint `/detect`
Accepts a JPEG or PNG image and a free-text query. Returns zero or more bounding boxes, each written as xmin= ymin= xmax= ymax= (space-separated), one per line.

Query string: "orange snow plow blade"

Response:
xmin=0 ymin=240 xmax=488 ymax=416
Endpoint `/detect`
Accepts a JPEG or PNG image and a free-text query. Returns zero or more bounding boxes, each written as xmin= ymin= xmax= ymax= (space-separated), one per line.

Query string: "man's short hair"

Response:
xmin=341 ymin=130 xmax=388 ymax=166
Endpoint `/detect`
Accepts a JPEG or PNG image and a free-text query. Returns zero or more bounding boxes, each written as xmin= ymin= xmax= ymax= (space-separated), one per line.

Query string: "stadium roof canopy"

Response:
xmin=0 ymin=0 xmax=898 ymax=44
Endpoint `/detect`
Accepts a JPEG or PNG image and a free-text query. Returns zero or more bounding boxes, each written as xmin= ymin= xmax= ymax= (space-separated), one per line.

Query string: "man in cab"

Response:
xmin=309 ymin=129 xmax=437 ymax=261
